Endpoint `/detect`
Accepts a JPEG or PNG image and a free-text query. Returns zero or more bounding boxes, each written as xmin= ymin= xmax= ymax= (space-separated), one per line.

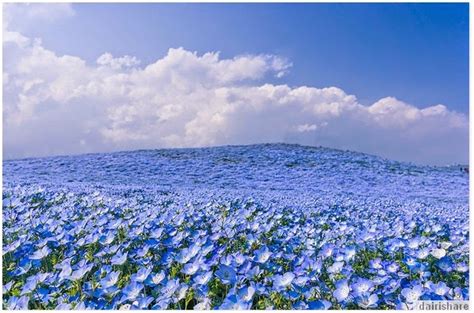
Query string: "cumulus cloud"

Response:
xmin=2 ymin=20 xmax=468 ymax=165
xmin=3 ymin=3 xmax=75 ymax=31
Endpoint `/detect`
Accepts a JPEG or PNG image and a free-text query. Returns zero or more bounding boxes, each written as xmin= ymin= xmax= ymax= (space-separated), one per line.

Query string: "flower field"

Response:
xmin=2 ymin=144 xmax=469 ymax=309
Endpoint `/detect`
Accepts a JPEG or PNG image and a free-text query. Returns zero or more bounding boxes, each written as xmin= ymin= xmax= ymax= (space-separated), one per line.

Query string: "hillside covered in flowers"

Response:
xmin=2 ymin=144 xmax=469 ymax=309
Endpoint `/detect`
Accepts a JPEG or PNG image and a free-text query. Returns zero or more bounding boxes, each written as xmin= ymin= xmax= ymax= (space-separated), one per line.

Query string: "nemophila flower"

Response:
xmin=254 ymin=246 xmax=272 ymax=263
xmin=351 ymin=278 xmax=374 ymax=296
xmin=307 ymin=299 xmax=332 ymax=310
xmin=237 ymin=285 xmax=256 ymax=302
xmin=273 ymin=272 xmax=295 ymax=290
xmin=160 ymin=278 xmax=180 ymax=298
xmin=369 ymin=258 xmax=383 ymax=270
xmin=319 ymin=244 xmax=334 ymax=258
xmin=3 ymin=281 xmax=13 ymax=294
xmin=194 ymin=271 xmax=213 ymax=285
xmin=6 ymin=295 xmax=29 ymax=310
xmin=429 ymin=282 xmax=450 ymax=296
xmin=182 ymin=260 xmax=200 ymax=276
xmin=20 ymin=276 xmax=38 ymax=295
xmin=333 ymin=279 xmax=350 ymax=302
xmin=293 ymin=275 xmax=309 ymax=287
xmin=403 ymin=256 xmax=419 ymax=269
xmin=455 ymin=262 xmax=468 ymax=272
xmin=401 ymin=285 xmax=424 ymax=303
xmin=100 ymin=232 xmax=115 ymax=245
xmin=30 ymin=246 xmax=51 ymax=260
xmin=177 ymin=283 xmax=189 ymax=300
xmin=194 ymin=298 xmax=212 ymax=310
xmin=131 ymin=267 xmax=152 ymax=283
xmin=57 ymin=262 xmax=72 ymax=281
xmin=108 ymin=245 xmax=120 ymax=255
xmin=430 ymin=248 xmax=446 ymax=259
xmin=150 ymin=227 xmax=164 ymax=239
xmin=437 ymin=256 xmax=454 ymax=272
xmin=102 ymin=285 xmax=120 ymax=298
xmin=440 ymin=241 xmax=453 ymax=250
xmin=219 ymin=294 xmax=252 ymax=310
xmin=121 ymin=281 xmax=144 ymax=302
xmin=343 ymin=246 xmax=356 ymax=260
xmin=234 ymin=252 xmax=246 ymax=265
xmin=69 ymin=263 xmax=93 ymax=281
xmin=245 ymin=265 xmax=261 ymax=279
xmin=36 ymin=287 xmax=54 ymax=303
xmin=215 ymin=264 xmax=237 ymax=285
xmin=149 ymin=271 xmax=166 ymax=285
xmin=327 ymin=261 xmax=344 ymax=274
xmin=407 ymin=237 xmax=422 ymax=249
xmin=386 ymin=262 xmax=400 ymax=274
xmin=131 ymin=296 xmax=154 ymax=310
xmin=111 ymin=251 xmax=128 ymax=265
xmin=136 ymin=246 xmax=149 ymax=258
xmin=356 ymin=293 xmax=379 ymax=309
xmin=55 ymin=303 xmax=71 ymax=310
xmin=382 ymin=279 xmax=400 ymax=295
xmin=452 ymin=287 xmax=469 ymax=300
xmin=119 ymin=304 xmax=131 ymax=310
xmin=100 ymin=271 xmax=120 ymax=289
xmin=200 ymin=243 xmax=214 ymax=256
xmin=4 ymin=240 xmax=21 ymax=254
xmin=176 ymin=248 xmax=193 ymax=264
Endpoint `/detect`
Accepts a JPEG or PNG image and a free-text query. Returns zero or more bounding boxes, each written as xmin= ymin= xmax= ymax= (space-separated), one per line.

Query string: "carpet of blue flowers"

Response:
xmin=2 ymin=144 xmax=469 ymax=309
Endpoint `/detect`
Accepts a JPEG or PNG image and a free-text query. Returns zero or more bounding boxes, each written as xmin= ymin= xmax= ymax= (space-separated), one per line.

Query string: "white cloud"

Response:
xmin=2 ymin=27 xmax=468 ymax=165
xmin=3 ymin=3 xmax=75 ymax=31
xmin=96 ymin=53 xmax=141 ymax=70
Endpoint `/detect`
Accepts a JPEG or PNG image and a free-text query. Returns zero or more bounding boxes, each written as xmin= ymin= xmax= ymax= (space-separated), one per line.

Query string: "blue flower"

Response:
xmin=455 ymin=262 xmax=468 ymax=273
xmin=182 ymin=260 xmax=201 ymax=276
xmin=437 ymin=256 xmax=454 ymax=272
xmin=69 ymin=263 xmax=93 ymax=281
xmin=219 ymin=294 xmax=252 ymax=310
xmin=111 ymin=251 xmax=128 ymax=265
xmin=6 ymin=295 xmax=29 ymax=310
xmin=194 ymin=271 xmax=213 ymax=285
xmin=333 ymin=279 xmax=350 ymax=303
xmin=3 ymin=281 xmax=13 ymax=294
xmin=351 ymin=278 xmax=374 ymax=296
xmin=237 ymin=285 xmax=256 ymax=302
xmin=131 ymin=267 xmax=152 ymax=282
xmin=401 ymin=285 xmax=424 ymax=303
xmin=327 ymin=261 xmax=344 ymax=274
xmin=100 ymin=271 xmax=120 ymax=289
xmin=293 ymin=275 xmax=309 ymax=287
xmin=55 ymin=303 xmax=71 ymax=310
xmin=131 ymin=296 xmax=154 ymax=309
xmin=57 ymin=261 xmax=72 ymax=281
xmin=121 ymin=281 xmax=144 ymax=302
xmin=308 ymin=299 xmax=332 ymax=310
xmin=429 ymin=282 xmax=450 ymax=296
xmin=272 ymin=272 xmax=295 ymax=290
xmin=30 ymin=246 xmax=51 ymax=260
xmin=149 ymin=271 xmax=166 ymax=285
xmin=356 ymin=293 xmax=378 ymax=309
xmin=160 ymin=278 xmax=180 ymax=298
xmin=215 ymin=264 xmax=237 ymax=285
xmin=20 ymin=276 xmax=38 ymax=295
xmin=254 ymin=246 xmax=272 ymax=264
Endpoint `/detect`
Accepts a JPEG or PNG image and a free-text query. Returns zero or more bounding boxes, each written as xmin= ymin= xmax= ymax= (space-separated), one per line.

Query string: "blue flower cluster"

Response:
xmin=2 ymin=144 xmax=469 ymax=309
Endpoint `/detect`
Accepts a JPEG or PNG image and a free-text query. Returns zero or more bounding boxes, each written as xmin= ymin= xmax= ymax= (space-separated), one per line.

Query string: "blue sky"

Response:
xmin=3 ymin=3 xmax=469 ymax=164
xmin=16 ymin=3 xmax=469 ymax=113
